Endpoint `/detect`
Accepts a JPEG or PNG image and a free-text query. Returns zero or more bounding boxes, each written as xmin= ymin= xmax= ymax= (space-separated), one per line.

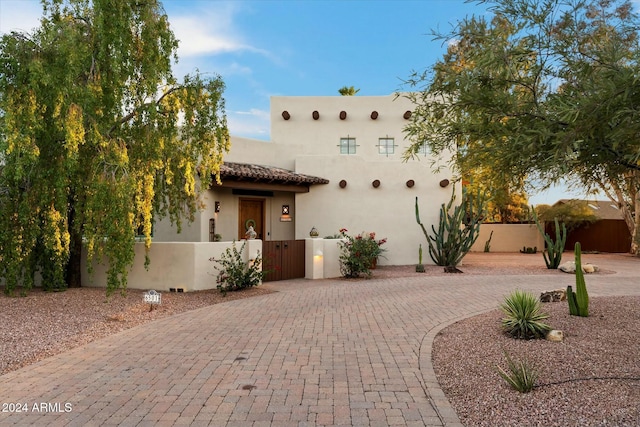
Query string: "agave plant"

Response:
xmin=497 ymin=350 xmax=538 ymax=393
xmin=500 ymin=290 xmax=551 ymax=339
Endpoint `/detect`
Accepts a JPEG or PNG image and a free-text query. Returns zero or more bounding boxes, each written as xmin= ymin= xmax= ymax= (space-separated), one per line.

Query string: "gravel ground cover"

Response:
xmin=0 ymin=286 xmax=273 ymax=375
xmin=433 ymin=296 xmax=640 ymax=427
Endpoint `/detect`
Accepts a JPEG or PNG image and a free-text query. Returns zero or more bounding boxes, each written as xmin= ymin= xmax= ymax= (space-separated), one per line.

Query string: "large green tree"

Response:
xmin=0 ymin=0 xmax=230 ymax=295
xmin=403 ymin=0 xmax=640 ymax=254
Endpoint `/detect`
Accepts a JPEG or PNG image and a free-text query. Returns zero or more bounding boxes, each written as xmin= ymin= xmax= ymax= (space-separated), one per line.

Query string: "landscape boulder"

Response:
xmin=540 ymin=289 xmax=567 ymax=302
xmin=558 ymin=261 xmax=599 ymax=274
xmin=546 ymin=330 xmax=564 ymax=342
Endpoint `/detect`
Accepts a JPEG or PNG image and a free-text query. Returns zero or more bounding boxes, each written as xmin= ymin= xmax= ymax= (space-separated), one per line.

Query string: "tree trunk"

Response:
xmin=605 ymin=178 xmax=638 ymax=256
xmin=66 ymin=195 xmax=83 ymax=288
xmin=66 ymin=229 xmax=83 ymax=288
xmin=632 ymin=188 xmax=640 ymax=256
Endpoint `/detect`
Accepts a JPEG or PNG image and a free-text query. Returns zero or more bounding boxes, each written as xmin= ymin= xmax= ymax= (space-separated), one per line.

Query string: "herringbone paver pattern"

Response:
xmin=1 ymin=254 xmax=638 ymax=426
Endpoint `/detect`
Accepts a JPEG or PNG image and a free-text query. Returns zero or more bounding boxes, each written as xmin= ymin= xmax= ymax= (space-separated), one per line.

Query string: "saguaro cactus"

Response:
xmin=567 ymin=242 xmax=589 ymax=317
xmin=415 ymin=186 xmax=486 ymax=270
xmin=416 ymin=244 xmax=425 ymax=272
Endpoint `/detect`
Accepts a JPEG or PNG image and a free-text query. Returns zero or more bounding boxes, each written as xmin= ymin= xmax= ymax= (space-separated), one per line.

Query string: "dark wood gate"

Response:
xmin=262 ymin=240 xmax=305 ymax=282
xmin=545 ymin=220 xmax=632 ymax=253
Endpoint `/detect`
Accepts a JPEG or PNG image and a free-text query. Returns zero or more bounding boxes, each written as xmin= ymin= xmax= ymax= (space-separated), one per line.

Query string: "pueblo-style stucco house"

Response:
xmin=84 ymin=95 xmax=457 ymax=291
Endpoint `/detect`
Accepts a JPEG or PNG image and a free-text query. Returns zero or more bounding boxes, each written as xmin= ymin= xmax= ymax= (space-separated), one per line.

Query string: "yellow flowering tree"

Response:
xmin=0 ymin=0 xmax=230 ymax=294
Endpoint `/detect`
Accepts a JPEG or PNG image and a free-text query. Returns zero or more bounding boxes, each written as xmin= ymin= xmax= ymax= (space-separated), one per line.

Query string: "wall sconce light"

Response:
xmin=314 ymin=250 xmax=323 ymax=257
xmin=214 ymin=201 xmax=221 ymax=213
xmin=280 ymin=204 xmax=292 ymax=222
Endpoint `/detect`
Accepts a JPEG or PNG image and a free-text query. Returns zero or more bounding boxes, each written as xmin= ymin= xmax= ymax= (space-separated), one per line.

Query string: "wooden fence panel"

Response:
xmin=546 ymin=220 xmax=631 ymax=253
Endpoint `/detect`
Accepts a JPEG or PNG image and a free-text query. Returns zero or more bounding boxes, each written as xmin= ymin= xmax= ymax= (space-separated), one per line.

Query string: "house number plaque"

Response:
xmin=143 ymin=290 xmax=161 ymax=310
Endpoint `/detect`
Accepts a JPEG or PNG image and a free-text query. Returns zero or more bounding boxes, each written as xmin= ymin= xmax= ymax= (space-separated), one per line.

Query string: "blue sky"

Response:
xmin=0 ymin=0 xmax=609 ymax=204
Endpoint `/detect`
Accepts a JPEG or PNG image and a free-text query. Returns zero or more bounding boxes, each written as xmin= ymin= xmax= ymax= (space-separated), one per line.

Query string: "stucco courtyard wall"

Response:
xmin=471 ymin=224 xmax=544 ymax=252
xmin=81 ymin=240 xmax=262 ymax=292
xmin=305 ymin=238 xmax=343 ymax=279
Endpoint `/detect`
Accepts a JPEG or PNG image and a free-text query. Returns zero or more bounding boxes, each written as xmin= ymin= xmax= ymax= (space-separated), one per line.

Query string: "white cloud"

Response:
xmin=168 ymin=5 xmax=269 ymax=59
xmin=234 ymin=108 xmax=269 ymax=120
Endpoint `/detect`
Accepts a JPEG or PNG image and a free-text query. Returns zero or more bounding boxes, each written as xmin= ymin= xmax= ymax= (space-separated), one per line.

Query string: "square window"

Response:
xmin=340 ymin=137 xmax=357 ymax=154
xmin=378 ymin=138 xmax=395 ymax=155
xmin=418 ymin=142 xmax=430 ymax=156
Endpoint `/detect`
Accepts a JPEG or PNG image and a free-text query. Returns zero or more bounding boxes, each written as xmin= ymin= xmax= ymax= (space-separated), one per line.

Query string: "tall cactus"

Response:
xmin=416 ymin=186 xmax=486 ymax=269
xmin=567 ymin=242 xmax=589 ymax=317
xmin=531 ymin=207 xmax=567 ymax=269
xmin=416 ymin=244 xmax=425 ymax=272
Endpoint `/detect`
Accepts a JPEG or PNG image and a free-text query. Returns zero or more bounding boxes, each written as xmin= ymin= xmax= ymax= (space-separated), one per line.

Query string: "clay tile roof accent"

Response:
xmin=219 ymin=162 xmax=329 ymax=186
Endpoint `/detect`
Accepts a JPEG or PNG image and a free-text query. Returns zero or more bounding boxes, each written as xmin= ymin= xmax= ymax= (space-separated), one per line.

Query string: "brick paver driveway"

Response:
xmin=1 ymin=253 xmax=638 ymax=426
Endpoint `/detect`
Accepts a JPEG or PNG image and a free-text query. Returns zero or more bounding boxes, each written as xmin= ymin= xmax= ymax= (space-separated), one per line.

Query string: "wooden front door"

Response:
xmin=238 ymin=198 xmax=265 ymax=240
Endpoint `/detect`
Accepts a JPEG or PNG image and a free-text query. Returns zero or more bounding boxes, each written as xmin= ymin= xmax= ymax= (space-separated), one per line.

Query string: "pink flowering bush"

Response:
xmin=338 ymin=229 xmax=387 ymax=278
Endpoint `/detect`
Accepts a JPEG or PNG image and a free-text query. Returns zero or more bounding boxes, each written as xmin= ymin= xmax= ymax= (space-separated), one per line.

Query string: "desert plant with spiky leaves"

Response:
xmin=531 ymin=207 xmax=567 ymax=269
xmin=500 ymin=290 xmax=552 ymax=339
xmin=497 ymin=350 xmax=538 ymax=393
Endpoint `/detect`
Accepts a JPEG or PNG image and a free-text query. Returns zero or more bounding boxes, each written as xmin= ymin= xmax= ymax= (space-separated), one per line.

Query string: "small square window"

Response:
xmin=378 ymin=138 xmax=396 ymax=156
xmin=418 ymin=142 xmax=430 ymax=156
xmin=339 ymin=137 xmax=357 ymax=154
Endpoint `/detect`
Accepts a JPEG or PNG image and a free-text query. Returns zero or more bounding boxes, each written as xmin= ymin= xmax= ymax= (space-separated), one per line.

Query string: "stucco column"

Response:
xmin=305 ymin=238 xmax=324 ymax=279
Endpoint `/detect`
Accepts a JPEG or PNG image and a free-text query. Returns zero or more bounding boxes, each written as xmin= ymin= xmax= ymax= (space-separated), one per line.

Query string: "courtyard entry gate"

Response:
xmin=262 ymin=240 xmax=305 ymax=282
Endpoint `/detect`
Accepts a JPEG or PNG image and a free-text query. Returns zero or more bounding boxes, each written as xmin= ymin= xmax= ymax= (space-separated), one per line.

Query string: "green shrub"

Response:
xmin=519 ymin=246 xmax=537 ymax=254
xmin=338 ymin=229 xmax=387 ymax=278
xmin=324 ymin=233 xmax=342 ymax=239
xmin=500 ymin=290 xmax=551 ymax=339
xmin=497 ymin=350 xmax=538 ymax=393
xmin=209 ymin=241 xmax=266 ymax=294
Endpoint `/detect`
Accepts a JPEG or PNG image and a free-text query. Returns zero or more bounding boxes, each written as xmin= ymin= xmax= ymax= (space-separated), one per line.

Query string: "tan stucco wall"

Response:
xmin=82 ymin=240 xmax=262 ymax=292
xmin=471 ymin=224 xmax=544 ymax=253
xmin=304 ymin=238 xmax=347 ymax=279
xmin=295 ymin=155 xmax=454 ymax=265
xmin=270 ymin=95 xmax=456 ymax=265
xmin=223 ymin=136 xmax=301 ymax=169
